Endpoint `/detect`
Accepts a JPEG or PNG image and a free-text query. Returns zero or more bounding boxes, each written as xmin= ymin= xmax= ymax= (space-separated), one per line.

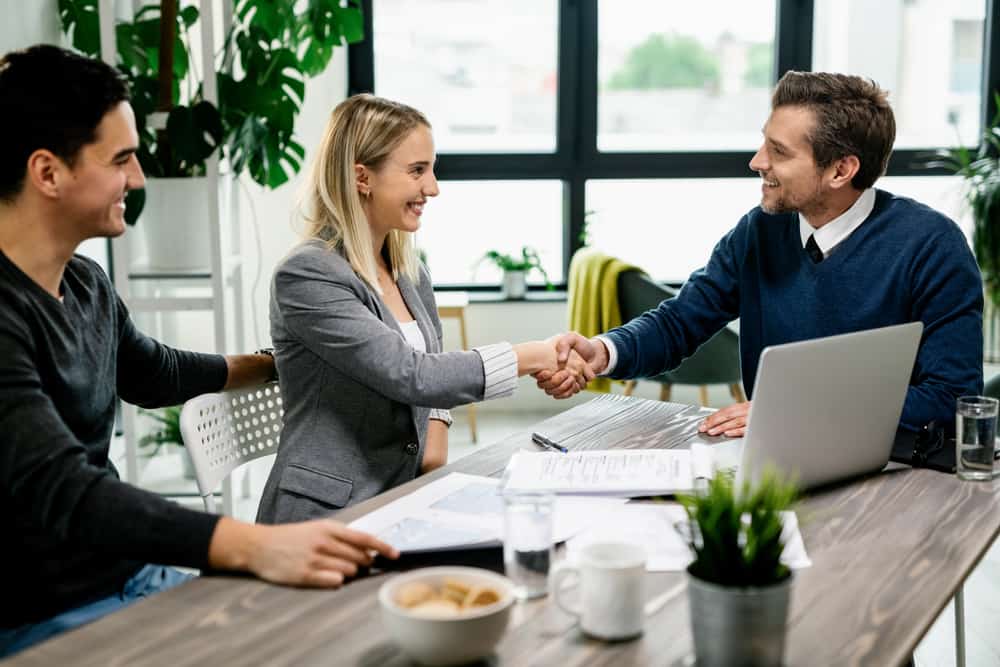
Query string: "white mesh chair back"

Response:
xmin=179 ymin=382 xmax=283 ymax=513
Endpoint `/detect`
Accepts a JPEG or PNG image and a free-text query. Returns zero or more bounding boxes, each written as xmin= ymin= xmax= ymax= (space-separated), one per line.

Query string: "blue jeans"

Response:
xmin=0 ymin=564 xmax=193 ymax=659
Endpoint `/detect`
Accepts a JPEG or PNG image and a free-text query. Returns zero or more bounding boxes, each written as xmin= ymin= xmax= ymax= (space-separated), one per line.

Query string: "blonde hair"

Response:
xmin=303 ymin=93 xmax=430 ymax=293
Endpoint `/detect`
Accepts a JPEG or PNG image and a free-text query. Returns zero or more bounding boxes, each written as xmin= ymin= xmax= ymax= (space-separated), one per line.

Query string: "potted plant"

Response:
xmin=58 ymin=0 xmax=363 ymax=266
xmin=677 ymin=470 xmax=799 ymax=667
xmin=477 ymin=247 xmax=552 ymax=299
xmin=925 ymin=92 xmax=1000 ymax=358
xmin=138 ymin=405 xmax=195 ymax=479
xmin=927 ymin=93 xmax=1000 ymax=299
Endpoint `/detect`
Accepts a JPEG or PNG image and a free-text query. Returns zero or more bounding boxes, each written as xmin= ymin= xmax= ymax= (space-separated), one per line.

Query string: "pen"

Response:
xmin=531 ymin=432 xmax=568 ymax=453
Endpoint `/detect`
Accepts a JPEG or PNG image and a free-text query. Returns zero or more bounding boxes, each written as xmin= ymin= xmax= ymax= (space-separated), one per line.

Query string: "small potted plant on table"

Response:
xmin=677 ymin=471 xmax=799 ymax=667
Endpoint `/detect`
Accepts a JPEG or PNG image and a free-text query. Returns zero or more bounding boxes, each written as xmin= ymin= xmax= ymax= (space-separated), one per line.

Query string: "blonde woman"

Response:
xmin=257 ymin=94 xmax=591 ymax=523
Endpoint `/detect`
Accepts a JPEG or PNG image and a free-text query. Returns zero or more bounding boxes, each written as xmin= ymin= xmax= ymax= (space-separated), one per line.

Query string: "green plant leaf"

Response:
xmin=678 ymin=469 xmax=798 ymax=587
xmin=179 ymin=5 xmax=199 ymax=28
xmin=60 ymin=0 xmax=362 ymax=188
xmin=137 ymin=406 xmax=184 ymax=449
xmin=924 ymin=90 xmax=1000 ymax=307
xmin=58 ymin=0 xmax=101 ymax=57
xmin=124 ymin=187 xmax=146 ymax=226
xmin=165 ymin=101 xmax=223 ymax=174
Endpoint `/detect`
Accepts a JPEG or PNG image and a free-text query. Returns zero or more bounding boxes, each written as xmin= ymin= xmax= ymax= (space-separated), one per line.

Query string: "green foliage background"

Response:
xmin=58 ymin=0 xmax=363 ymax=192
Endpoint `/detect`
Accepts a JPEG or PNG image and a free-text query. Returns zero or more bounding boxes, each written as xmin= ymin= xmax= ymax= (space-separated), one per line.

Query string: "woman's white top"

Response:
xmin=398 ymin=319 xmax=453 ymax=426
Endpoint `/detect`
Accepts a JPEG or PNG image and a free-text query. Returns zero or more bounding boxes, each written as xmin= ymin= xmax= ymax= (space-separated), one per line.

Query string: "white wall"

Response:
xmin=0 ymin=0 xmax=61 ymax=52
xmin=237 ymin=57 xmax=348 ymax=349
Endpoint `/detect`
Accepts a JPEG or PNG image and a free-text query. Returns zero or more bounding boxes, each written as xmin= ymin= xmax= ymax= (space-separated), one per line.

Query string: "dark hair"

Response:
xmin=772 ymin=71 xmax=895 ymax=190
xmin=0 ymin=44 xmax=129 ymax=202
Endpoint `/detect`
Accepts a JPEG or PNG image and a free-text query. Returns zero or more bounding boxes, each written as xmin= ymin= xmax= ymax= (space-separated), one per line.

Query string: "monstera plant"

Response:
xmin=59 ymin=0 xmax=364 ymax=222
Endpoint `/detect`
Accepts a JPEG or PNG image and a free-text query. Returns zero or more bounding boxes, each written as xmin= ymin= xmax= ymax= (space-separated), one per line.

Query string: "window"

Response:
xmin=586 ymin=179 xmax=762 ymax=282
xmin=373 ymin=0 xmax=558 ymax=153
xmin=417 ymin=181 xmax=564 ymax=285
xmin=352 ymin=0 xmax=999 ymax=290
xmin=597 ymin=0 xmax=776 ymax=151
xmin=812 ymin=0 xmax=987 ymax=148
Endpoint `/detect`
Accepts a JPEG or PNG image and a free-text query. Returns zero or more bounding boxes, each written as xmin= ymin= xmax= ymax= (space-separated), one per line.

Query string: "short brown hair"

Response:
xmin=772 ymin=71 xmax=895 ymax=190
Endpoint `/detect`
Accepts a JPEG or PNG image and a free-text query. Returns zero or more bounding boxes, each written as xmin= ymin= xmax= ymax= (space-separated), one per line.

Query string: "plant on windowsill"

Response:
xmin=676 ymin=470 xmax=799 ymax=667
xmin=477 ymin=247 xmax=552 ymax=299
xmin=138 ymin=405 xmax=195 ymax=479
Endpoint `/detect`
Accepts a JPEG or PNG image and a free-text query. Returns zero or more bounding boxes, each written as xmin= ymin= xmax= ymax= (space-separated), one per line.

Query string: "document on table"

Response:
xmin=565 ymin=504 xmax=812 ymax=572
xmin=348 ymin=472 xmax=627 ymax=554
xmin=501 ymin=444 xmax=716 ymax=497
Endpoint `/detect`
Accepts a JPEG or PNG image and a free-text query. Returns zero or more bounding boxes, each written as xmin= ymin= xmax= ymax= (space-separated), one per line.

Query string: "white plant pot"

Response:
xmin=130 ymin=177 xmax=211 ymax=272
xmin=501 ymin=270 xmax=527 ymax=300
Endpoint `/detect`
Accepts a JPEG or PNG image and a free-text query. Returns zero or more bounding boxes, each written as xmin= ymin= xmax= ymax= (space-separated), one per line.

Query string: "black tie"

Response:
xmin=805 ymin=235 xmax=823 ymax=263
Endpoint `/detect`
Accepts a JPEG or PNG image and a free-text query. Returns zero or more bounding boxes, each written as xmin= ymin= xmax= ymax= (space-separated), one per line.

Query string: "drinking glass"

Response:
xmin=502 ymin=491 xmax=555 ymax=599
xmin=956 ymin=395 xmax=999 ymax=481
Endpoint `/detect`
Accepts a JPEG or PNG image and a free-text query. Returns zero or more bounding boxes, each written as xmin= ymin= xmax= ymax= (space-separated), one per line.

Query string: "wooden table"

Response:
xmin=13 ymin=395 xmax=1000 ymax=666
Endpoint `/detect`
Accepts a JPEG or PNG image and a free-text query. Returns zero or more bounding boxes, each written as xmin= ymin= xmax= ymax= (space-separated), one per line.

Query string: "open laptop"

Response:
xmin=732 ymin=322 xmax=923 ymax=490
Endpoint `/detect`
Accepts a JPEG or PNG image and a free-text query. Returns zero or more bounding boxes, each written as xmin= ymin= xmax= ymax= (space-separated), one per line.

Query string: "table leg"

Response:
xmin=955 ymin=585 xmax=966 ymax=667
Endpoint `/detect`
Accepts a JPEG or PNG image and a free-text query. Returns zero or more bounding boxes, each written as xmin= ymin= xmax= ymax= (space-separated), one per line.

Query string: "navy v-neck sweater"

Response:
xmin=606 ymin=189 xmax=983 ymax=430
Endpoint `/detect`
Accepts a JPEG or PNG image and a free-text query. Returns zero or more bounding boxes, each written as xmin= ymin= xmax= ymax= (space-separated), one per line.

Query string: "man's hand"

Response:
xmin=534 ymin=348 xmax=596 ymax=399
xmin=533 ymin=332 xmax=607 ymax=399
xmin=210 ymin=517 xmax=399 ymax=588
xmin=698 ymin=401 xmax=751 ymax=437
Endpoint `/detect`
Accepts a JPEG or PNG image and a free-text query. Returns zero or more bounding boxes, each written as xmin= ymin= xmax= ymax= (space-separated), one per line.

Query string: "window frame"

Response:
xmin=349 ymin=0 xmax=1000 ymax=292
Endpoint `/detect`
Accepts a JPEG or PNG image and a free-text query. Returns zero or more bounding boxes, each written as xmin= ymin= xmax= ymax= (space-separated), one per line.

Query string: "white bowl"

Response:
xmin=379 ymin=566 xmax=515 ymax=666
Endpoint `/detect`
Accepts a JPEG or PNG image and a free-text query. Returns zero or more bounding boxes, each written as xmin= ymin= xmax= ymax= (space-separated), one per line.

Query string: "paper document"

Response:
xmin=348 ymin=472 xmax=626 ymax=553
xmin=502 ymin=445 xmax=715 ymax=497
xmin=566 ymin=504 xmax=811 ymax=572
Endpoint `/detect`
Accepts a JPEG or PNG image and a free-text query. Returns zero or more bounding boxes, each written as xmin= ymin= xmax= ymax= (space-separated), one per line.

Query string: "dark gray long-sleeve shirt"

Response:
xmin=0 ymin=251 xmax=227 ymax=627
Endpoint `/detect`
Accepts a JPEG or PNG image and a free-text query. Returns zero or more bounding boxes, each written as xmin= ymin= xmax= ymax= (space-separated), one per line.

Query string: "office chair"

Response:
xmin=617 ymin=269 xmax=744 ymax=406
xmin=179 ymin=382 xmax=283 ymax=513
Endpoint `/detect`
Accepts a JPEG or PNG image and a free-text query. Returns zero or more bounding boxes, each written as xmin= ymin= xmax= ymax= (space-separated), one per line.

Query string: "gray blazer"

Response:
xmin=256 ymin=240 xmax=486 ymax=524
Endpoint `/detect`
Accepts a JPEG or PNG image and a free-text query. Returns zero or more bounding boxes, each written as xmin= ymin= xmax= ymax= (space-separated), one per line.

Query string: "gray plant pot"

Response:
xmin=501 ymin=270 xmax=527 ymax=300
xmin=687 ymin=570 xmax=792 ymax=667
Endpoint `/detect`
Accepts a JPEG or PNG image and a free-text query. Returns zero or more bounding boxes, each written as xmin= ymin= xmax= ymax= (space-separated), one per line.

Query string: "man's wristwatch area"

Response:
xmin=254 ymin=348 xmax=279 ymax=382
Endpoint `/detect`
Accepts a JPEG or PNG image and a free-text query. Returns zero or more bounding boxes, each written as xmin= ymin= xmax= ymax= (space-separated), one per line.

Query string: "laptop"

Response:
xmin=733 ymin=322 xmax=923 ymax=490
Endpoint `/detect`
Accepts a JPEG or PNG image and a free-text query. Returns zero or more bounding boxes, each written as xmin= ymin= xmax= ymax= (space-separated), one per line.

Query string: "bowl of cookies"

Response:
xmin=378 ymin=566 xmax=515 ymax=666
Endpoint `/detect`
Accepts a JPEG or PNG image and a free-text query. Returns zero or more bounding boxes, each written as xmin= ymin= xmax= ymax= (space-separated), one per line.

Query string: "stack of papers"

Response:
xmin=348 ymin=473 xmax=626 ymax=553
xmin=501 ymin=445 xmax=716 ymax=497
xmin=347 ymin=473 xmax=811 ymax=573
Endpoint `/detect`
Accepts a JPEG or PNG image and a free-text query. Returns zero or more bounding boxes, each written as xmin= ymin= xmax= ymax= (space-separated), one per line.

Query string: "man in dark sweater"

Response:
xmin=537 ymin=71 xmax=983 ymax=434
xmin=0 ymin=45 xmax=397 ymax=657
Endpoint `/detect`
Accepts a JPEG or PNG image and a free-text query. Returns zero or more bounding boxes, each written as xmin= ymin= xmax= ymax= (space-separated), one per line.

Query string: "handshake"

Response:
xmin=516 ymin=332 xmax=610 ymax=400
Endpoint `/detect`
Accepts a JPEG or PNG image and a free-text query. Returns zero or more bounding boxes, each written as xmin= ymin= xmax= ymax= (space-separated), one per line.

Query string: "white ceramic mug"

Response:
xmin=550 ymin=541 xmax=647 ymax=640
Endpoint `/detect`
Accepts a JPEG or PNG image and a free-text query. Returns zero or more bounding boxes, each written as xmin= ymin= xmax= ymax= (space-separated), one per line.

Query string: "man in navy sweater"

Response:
xmin=538 ymin=71 xmax=983 ymax=436
xmin=0 ymin=45 xmax=397 ymax=657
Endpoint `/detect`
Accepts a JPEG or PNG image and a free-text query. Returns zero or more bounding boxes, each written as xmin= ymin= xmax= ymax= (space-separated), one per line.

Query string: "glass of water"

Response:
xmin=502 ymin=491 xmax=555 ymax=599
xmin=956 ymin=396 xmax=999 ymax=481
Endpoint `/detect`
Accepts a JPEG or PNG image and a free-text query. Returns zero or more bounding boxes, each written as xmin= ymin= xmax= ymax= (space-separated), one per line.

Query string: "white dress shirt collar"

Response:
xmin=798 ymin=188 xmax=876 ymax=257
